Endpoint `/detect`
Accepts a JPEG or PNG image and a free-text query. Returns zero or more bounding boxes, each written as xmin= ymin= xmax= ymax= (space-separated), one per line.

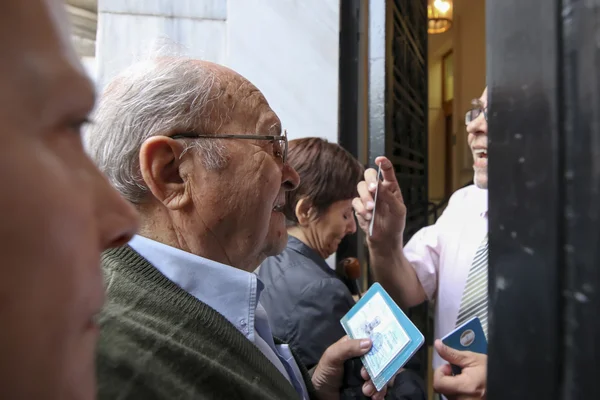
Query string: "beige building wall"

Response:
xmin=453 ymin=0 xmax=486 ymax=187
xmin=428 ymin=31 xmax=452 ymax=201
xmin=428 ymin=0 xmax=486 ymax=201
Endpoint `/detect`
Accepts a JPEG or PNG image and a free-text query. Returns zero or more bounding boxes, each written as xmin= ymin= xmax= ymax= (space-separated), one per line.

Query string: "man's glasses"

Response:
xmin=171 ymin=130 xmax=288 ymax=164
xmin=465 ymin=107 xmax=488 ymax=125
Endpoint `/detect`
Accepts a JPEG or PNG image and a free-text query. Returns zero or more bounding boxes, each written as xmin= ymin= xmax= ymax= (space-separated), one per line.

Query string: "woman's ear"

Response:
xmin=139 ymin=136 xmax=191 ymax=210
xmin=295 ymin=198 xmax=314 ymax=226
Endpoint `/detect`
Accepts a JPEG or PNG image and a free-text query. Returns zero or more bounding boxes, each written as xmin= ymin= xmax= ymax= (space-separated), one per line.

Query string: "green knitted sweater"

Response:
xmin=96 ymin=246 xmax=317 ymax=400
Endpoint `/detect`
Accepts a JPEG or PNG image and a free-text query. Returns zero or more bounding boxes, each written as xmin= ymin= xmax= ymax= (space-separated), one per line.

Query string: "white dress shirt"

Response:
xmin=404 ymin=185 xmax=488 ymax=369
xmin=129 ymin=235 xmax=309 ymax=399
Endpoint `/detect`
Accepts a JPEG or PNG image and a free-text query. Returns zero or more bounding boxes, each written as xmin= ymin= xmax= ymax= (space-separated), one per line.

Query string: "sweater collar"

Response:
xmin=128 ymin=234 xmax=263 ymax=342
xmin=100 ymin=245 xmax=317 ymax=399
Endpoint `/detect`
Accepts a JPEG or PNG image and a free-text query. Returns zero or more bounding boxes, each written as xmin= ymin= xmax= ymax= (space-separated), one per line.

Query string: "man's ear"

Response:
xmin=139 ymin=136 xmax=190 ymax=210
xmin=295 ymin=198 xmax=315 ymax=226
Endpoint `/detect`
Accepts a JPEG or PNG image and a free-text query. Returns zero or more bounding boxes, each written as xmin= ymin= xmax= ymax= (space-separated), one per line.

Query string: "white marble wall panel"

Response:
xmin=226 ymin=0 xmax=340 ymax=144
xmin=99 ymin=0 xmax=226 ymax=20
xmin=95 ymin=12 xmax=226 ymax=89
xmin=81 ymin=56 xmax=96 ymax=81
xmin=95 ymin=0 xmax=342 ymax=266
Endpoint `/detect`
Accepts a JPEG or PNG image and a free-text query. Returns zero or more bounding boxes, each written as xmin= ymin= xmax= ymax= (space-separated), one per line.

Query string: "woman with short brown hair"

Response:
xmin=257 ymin=137 xmax=364 ymax=369
xmin=258 ymin=138 xmax=426 ymax=399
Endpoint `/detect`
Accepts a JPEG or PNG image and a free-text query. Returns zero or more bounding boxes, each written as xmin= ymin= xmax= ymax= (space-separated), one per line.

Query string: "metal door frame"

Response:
xmin=487 ymin=0 xmax=600 ymax=398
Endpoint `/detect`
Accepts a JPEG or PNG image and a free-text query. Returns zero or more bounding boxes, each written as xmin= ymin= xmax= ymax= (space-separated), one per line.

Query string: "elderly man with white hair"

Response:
xmin=87 ymin=57 xmax=386 ymax=400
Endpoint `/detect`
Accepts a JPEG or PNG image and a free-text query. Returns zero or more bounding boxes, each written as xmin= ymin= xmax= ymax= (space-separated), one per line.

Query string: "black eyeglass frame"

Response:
xmin=465 ymin=107 xmax=488 ymax=125
xmin=171 ymin=130 xmax=288 ymax=164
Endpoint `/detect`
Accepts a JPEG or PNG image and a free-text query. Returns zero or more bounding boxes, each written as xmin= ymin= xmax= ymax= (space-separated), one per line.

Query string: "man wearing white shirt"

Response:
xmin=353 ymin=88 xmax=490 ymax=399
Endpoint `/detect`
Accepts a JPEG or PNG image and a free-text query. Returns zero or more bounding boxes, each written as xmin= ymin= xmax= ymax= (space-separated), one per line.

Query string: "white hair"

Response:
xmin=85 ymin=53 xmax=228 ymax=204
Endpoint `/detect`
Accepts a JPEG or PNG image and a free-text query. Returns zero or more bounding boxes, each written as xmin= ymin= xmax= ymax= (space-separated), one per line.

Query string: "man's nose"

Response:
xmin=467 ymin=113 xmax=488 ymax=136
xmin=281 ymin=163 xmax=300 ymax=191
xmin=96 ymin=172 xmax=139 ymax=249
xmin=348 ymin=217 xmax=357 ymax=235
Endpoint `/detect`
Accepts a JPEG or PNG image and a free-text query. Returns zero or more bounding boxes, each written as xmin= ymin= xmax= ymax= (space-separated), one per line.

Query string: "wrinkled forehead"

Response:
xmin=210 ymin=66 xmax=282 ymax=134
xmin=0 ymin=0 xmax=93 ymax=124
xmin=471 ymin=87 xmax=488 ymax=109
xmin=480 ymin=87 xmax=488 ymax=106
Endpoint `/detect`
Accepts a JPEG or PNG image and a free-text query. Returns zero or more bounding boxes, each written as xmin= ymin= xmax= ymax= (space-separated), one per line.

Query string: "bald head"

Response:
xmin=0 ymin=1 xmax=138 ymax=399
xmin=87 ymin=53 xmax=297 ymax=270
xmin=189 ymin=59 xmax=280 ymax=136
xmin=200 ymin=60 xmax=280 ymax=133
xmin=87 ymin=56 xmax=280 ymax=205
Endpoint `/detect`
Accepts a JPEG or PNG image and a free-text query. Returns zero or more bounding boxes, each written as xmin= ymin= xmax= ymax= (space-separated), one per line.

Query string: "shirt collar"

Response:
xmin=473 ymin=186 xmax=489 ymax=218
xmin=128 ymin=235 xmax=262 ymax=341
xmin=286 ymin=235 xmax=337 ymax=277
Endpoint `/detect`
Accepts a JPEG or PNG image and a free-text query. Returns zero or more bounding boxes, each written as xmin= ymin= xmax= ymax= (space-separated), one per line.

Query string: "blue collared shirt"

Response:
xmin=129 ymin=235 xmax=309 ymax=399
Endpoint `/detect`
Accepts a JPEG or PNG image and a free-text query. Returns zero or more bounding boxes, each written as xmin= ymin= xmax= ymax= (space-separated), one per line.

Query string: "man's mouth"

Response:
xmin=86 ymin=313 xmax=100 ymax=332
xmin=273 ymin=193 xmax=286 ymax=212
xmin=273 ymin=201 xmax=285 ymax=212
xmin=474 ymin=148 xmax=488 ymax=159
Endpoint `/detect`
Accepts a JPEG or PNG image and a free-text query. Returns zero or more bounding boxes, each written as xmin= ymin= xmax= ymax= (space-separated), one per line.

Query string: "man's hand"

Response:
xmin=352 ymin=156 xmax=406 ymax=249
xmin=312 ymin=336 xmax=387 ymax=400
xmin=433 ymin=340 xmax=487 ymax=400
xmin=352 ymin=156 xmax=426 ymax=309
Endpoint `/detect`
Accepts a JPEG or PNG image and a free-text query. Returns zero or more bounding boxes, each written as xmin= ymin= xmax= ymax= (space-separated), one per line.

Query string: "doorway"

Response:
xmin=442 ymin=50 xmax=454 ymax=197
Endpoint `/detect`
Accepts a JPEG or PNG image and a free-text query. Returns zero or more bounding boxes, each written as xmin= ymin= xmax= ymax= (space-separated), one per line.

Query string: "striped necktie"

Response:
xmin=455 ymin=234 xmax=489 ymax=336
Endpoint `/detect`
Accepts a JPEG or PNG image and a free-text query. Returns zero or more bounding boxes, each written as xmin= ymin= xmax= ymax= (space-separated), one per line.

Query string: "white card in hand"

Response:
xmin=368 ymin=164 xmax=382 ymax=237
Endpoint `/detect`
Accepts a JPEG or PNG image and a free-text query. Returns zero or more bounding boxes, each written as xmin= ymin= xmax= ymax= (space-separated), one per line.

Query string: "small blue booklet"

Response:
xmin=441 ymin=316 xmax=487 ymax=375
xmin=340 ymin=283 xmax=424 ymax=391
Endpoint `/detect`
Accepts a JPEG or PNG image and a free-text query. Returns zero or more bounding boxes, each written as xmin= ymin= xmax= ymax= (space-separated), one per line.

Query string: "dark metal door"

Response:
xmin=367 ymin=0 xmax=430 ymax=384
xmin=368 ymin=0 xmax=428 ymax=242
xmin=487 ymin=0 xmax=600 ymax=398
xmin=336 ymin=0 xmax=368 ymax=276
xmin=338 ymin=0 xmax=429 ymax=273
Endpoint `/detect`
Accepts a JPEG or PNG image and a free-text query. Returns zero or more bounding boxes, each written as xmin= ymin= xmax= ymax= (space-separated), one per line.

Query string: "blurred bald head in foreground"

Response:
xmin=0 ymin=1 xmax=138 ymax=399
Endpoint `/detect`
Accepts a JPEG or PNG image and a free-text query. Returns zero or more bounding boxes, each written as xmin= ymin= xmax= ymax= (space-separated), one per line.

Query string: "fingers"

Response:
xmin=360 ymin=367 xmax=389 ymax=399
xmin=433 ymin=343 xmax=488 ymax=398
xmin=433 ymin=364 xmax=466 ymax=396
xmin=433 ymin=362 xmax=487 ymax=398
xmin=357 ymin=180 xmax=375 ymax=213
xmin=375 ymin=157 xmax=401 ymax=192
xmin=352 ymin=198 xmax=371 ymax=234
xmin=362 ymin=380 xmax=387 ymax=400
xmin=352 ymin=197 xmax=368 ymax=218
xmin=377 ymin=158 xmax=404 ymax=205
xmin=360 ymin=367 xmax=370 ymax=381
xmin=355 ymin=157 xmax=404 ymax=219
xmin=372 ymin=391 xmax=386 ymax=400
xmin=434 ymin=339 xmax=476 ymax=368
xmin=364 ymin=166 xmax=379 ymax=190
xmin=322 ymin=336 xmax=372 ymax=368
xmin=376 ymin=183 xmax=407 ymax=218
xmin=353 ymin=156 xmax=407 ymax=239
xmin=434 ymin=363 xmax=454 ymax=379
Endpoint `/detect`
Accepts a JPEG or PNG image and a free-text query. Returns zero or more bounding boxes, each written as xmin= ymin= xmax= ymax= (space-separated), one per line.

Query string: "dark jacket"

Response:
xmin=257 ymin=235 xmax=354 ymax=369
xmin=258 ymin=236 xmax=427 ymax=400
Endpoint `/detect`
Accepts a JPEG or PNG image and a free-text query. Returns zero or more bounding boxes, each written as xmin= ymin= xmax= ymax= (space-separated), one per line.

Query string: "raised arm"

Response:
xmin=352 ymin=156 xmax=427 ymax=308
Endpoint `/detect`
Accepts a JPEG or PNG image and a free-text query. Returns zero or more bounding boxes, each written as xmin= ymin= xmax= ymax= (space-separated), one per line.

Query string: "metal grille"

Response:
xmin=365 ymin=0 xmax=430 ymax=383
xmin=388 ymin=0 xmax=428 ymax=242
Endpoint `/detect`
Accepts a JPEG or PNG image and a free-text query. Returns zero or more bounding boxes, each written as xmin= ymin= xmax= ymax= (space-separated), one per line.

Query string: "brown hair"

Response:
xmin=283 ymin=137 xmax=364 ymax=225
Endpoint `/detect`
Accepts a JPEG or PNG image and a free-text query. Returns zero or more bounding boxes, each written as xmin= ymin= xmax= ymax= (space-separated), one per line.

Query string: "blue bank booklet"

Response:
xmin=340 ymin=283 xmax=425 ymax=391
xmin=441 ymin=316 xmax=487 ymax=375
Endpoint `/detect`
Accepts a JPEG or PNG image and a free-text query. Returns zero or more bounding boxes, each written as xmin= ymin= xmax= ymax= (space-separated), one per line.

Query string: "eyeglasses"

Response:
xmin=171 ymin=130 xmax=288 ymax=164
xmin=465 ymin=107 xmax=488 ymax=125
